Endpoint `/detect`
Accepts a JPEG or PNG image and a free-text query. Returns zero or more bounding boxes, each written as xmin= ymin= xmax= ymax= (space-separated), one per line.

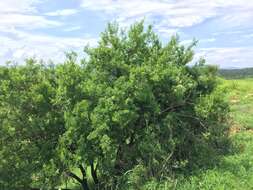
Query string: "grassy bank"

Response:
xmin=175 ymin=78 xmax=253 ymax=190
xmin=224 ymin=78 xmax=253 ymax=130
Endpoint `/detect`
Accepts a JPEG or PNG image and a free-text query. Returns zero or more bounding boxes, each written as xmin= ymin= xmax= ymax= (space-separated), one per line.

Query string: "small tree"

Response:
xmin=0 ymin=21 xmax=229 ymax=190
xmin=53 ymin=21 xmax=229 ymax=189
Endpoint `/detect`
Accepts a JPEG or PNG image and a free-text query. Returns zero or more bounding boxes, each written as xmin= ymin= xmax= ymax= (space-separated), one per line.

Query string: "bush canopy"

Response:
xmin=0 ymin=21 xmax=229 ymax=190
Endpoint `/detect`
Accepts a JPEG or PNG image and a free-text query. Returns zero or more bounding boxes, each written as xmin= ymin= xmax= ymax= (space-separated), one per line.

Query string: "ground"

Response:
xmin=176 ymin=78 xmax=253 ymax=190
xmin=226 ymin=78 xmax=253 ymax=131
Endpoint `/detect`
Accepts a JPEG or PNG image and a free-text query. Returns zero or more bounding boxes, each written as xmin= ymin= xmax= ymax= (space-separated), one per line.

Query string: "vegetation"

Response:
xmin=175 ymin=78 xmax=253 ymax=190
xmin=224 ymin=78 xmax=253 ymax=130
xmin=219 ymin=68 xmax=253 ymax=79
xmin=0 ymin=21 xmax=233 ymax=190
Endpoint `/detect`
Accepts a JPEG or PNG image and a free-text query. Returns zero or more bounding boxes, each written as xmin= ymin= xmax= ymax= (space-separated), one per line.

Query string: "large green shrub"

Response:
xmin=0 ymin=60 xmax=64 ymax=189
xmin=0 ymin=21 xmax=229 ymax=190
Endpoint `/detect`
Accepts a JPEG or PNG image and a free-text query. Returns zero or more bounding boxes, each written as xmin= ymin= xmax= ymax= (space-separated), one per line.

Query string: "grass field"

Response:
xmin=224 ymin=78 xmax=253 ymax=130
xmin=175 ymin=78 xmax=253 ymax=190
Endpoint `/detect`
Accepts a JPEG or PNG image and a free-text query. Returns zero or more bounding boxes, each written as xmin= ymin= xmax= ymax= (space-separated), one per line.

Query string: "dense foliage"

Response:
xmin=0 ymin=21 xmax=230 ymax=190
xmin=219 ymin=67 xmax=253 ymax=79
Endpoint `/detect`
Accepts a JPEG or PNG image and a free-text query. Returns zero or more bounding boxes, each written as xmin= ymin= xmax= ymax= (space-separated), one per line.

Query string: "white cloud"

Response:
xmin=0 ymin=0 xmax=63 ymax=30
xmin=0 ymin=0 xmax=91 ymax=65
xmin=195 ymin=47 xmax=253 ymax=68
xmin=0 ymin=13 xmax=62 ymax=30
xmin=212 ymin=30 xmax=245 ymax=36
xmin=79 ymin=0 xmax=253 ymax=68
xmin=0 ymin=30 xmax=97 ymax=64
xmin=81 ymin=0 xmax=213 ymax=28
xmin=199 ymin=38 xmax=216 ymax=43
xmin=1 ymin=0 xmax=252 ymax=68
xmin=243 ymin=33 xmax=253 ymax=38
xmin=63 ymin=26 xmax=81 ymax=32
xmin=157 ymin=28 xmax=179 ymax=37
xmin=45 ymin=9 xmax=79 ymax=16
xmin=0 ymin=0 xmax=39 ymax=13
xmin=80 ymin=0 xmax=253 ymax=34
xmin=180 ymin=37 xmax=215 ymax=47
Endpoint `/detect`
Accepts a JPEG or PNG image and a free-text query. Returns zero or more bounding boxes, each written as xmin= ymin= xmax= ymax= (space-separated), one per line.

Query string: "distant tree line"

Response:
xmin=218 ymin=67 xmax=253 ymax=79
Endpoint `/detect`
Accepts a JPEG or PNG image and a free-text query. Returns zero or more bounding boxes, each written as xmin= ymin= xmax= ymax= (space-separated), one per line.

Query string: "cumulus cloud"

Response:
xmin=0 ymin=0 xmax=62 ymax=30
xmin=0 ymin=13 xmax=62 ymax=30
xmin=0 ymin=0 xmax=39 ymax=13
xmin=195 ymin=47 xmax=253 ymax=68
xmin=1 ymin=0 xmax=253 ymax=68
xmin=81 ymin=0 xmax=213 ymax=28
xmin=0 ymin=30 xmax=97 ymax=64
xmin=80 ymin=0 xmax=253 ymax=34
xmin=63 ymin=26 xmax=82 ymax=32
xmin=158 ymin=28 xmax=179 ymax=37
xmin=45 ymin=9 xmax=79 ymax=16
xmin=0 ymin=1 xmax=92 ymax=64
xmin=80 ymin=0 xmax=253 ymax=68
xmin=200 ymin=38 xmax=216 ymax=43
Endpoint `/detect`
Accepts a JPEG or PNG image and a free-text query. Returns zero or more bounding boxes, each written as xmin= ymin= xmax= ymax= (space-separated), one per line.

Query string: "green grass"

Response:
xmin=174 ymin=78 xmax=253 ymax=190
xmin=223 ymin=78 xmax=253 ymax=130
xmin=176 ymin=132 xmax=253 ymax=190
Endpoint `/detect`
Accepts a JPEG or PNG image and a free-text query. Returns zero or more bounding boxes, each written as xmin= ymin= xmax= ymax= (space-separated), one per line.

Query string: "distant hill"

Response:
xmin=218 ymin=67 xmax=253 ymax=79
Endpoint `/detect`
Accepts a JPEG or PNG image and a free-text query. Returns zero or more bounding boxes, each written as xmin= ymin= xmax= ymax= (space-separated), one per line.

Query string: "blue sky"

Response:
xmin=0 ymin=0 xmax=253 ymax=68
